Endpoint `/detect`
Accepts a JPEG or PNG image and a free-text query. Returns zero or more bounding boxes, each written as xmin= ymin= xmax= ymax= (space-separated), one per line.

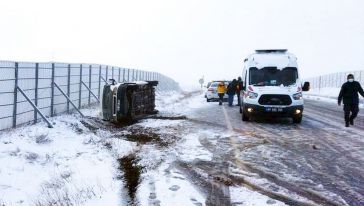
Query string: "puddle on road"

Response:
xmin=118 ymin=154 xmax=144 ymax=205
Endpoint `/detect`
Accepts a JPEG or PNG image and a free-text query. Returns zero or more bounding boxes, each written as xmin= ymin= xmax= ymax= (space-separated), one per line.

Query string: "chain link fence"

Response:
xmin=305 ymin=70 xmax=364 ymax=90
xmin=0 ymin=61 xmax=179 ymax=130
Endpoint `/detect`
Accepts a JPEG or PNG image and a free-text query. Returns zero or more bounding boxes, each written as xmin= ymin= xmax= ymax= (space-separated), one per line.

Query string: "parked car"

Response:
xmin=240 ymin=49 xmax=310 ymax=123
xmin=204 ymin=82 xmax=212 ymax=98
xmin=206 ymin=81 xmax=230 ymax=102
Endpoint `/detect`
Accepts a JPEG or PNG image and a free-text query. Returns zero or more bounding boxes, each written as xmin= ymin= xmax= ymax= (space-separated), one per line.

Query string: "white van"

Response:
xmin=239 ymin=49 xmax=310 ymax=123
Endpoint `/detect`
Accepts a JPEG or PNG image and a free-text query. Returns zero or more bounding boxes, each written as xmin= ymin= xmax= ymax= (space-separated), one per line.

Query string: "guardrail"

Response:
xmin=0 ymin=61 xmax=179 ymax=130
xmin=304 ymin=70 xmax=364 ymax=90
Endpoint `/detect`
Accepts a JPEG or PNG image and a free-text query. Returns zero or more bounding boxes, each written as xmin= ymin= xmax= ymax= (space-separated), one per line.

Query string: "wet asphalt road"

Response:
xmin=184 ymin=97 xmax=364 ymax=206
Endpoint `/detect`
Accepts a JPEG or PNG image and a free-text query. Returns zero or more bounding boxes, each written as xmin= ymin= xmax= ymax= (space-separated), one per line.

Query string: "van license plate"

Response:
xmin=265 ymin=107 xmax=283 ymax=112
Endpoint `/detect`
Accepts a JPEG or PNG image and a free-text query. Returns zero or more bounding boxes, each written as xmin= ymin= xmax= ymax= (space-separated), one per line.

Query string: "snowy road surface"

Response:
xmin=0 ymin=91 xmax=363 ymax=206
xmin=185 ymin=95 xmax=364 ymax=206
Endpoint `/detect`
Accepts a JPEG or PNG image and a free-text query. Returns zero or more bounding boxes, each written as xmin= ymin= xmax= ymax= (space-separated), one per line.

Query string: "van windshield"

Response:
xmin=249 ymin=67 xmax=298 ymax=86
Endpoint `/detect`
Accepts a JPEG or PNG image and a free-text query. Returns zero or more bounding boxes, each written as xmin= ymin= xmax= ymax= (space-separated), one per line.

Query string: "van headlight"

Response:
xmin=248 ymin=91 xmax=258 ymax=99
xmin=293 ymin=92 xmax=303 ymax=100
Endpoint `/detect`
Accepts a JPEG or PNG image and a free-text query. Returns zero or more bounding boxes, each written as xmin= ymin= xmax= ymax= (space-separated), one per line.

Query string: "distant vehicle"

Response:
xmin=204 ymin=81 xmax=212 ymax=98
xmin=206 ymin=81 xmax=230 ymax=102
xmin=240 ymin=49 xmax=310 ymax=123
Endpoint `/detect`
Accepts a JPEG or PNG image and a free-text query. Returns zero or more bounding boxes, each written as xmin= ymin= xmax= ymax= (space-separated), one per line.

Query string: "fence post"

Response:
xmin=118 ymin=68 xmax=121 ymax=82
xmin=34 ymin=63 xmax=39 ymax=123
xmin=88 ymin=65 xmax=92 ymax=106
xmin=51 ymin=63 xmax=55 ymax=117
xmin=132 ymin=69 xmax=135 ymax=81
xmin=67 ymin=64 xmax=71 ymax=113
xmin=13 ymin=62 xmax=18 ymax=128
xmin=106 ymin=66 xmax=108 ymax=82
xmin=112 ymin=66 xmax=114 ymax=79
xmin=79 ymin=64 xmax=82 ymax=109
xmin=98 ymin=65 xmax=101 ymax=99
xmin=318 ymin=76 xmax=321 ymax=91
xmin=127 ymin=69 xmax=130 ymax=81
xmin=136 ymin=70 xmax=138 ymax=81
xmin=123 ymin=68 xmax=126 ymax=82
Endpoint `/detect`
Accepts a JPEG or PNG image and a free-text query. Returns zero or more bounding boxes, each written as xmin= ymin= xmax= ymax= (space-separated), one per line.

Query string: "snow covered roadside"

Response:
xmin=135 ymin=119 xmax=207 ymax=206
xmin=304 ymin=87 xmax=364 ymax=108
xmin=0 ymin=91 xmax=204 ymax=206
xmin=0 ymin=109 xmax=125 ymax=206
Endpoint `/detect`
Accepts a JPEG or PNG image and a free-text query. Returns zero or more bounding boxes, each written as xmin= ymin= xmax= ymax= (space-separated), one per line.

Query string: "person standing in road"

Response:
xmin=217 ymin=81 xmax=226 ymax=105
xmin=338 ymin=74 xmax=364 ymax=127
xmin=227 ymin=79 xmax=237 ymax=106
xmin=236 ymin=77 xmax=244 ymax=106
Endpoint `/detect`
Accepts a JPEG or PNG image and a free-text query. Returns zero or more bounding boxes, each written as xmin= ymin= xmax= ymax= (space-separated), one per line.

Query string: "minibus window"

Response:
xmin=249 ymin=67 xmax=298 ymax=86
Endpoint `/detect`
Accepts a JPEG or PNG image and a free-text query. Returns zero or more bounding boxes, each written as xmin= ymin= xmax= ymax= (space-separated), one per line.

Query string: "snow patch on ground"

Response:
xmin=137 ymin=162 xmax=206 ymax=206
xmin=176 ymin=132 xmax=213 ymax=162
xmin=230 ymin=186 xmax=286 ymax=206
xmin=0 ymin=112 xmax=123 ymax=206
xmin=136 ymin=119 xmax=184 ymax=128
xmin=156 ymin=91 xmax=209 ymax=115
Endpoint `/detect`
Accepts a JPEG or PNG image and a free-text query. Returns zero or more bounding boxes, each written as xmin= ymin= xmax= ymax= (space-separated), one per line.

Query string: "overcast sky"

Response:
xmin=1 ymin=0 xmax=363 ymax=85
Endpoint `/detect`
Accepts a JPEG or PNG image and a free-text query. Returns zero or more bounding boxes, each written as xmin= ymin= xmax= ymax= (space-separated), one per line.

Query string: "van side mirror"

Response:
xmin=242 ymin=81 xmax=246 ymax=91
xmin=302 ymin=82 xmax=310 ymax=91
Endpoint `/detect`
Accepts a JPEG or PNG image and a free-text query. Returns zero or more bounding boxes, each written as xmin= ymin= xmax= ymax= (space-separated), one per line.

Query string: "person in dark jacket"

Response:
xmin=227 ymin=79 xmax=237 ymax=106
xmin=338 ymin=74 xmax=364 ymax=127
xmin=236 ymin=77 xmax=244 ymax=106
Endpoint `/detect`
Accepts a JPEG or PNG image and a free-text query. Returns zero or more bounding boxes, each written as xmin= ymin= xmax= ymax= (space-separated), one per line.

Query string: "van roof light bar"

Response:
xmin=255 ymin=49 xmax=288 ymax=53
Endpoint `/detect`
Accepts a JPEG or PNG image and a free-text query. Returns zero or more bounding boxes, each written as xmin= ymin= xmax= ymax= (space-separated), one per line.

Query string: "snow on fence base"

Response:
xmin=304 ymin=70 xmax=364 ymax=105
xmin=0 ymin=61 xmax=179 ymax=131
xmin=305 ymin=70 xmax=364 ymax=90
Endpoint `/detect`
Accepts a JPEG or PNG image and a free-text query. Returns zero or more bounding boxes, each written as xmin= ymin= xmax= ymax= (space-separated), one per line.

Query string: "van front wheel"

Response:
xmin=293 ymin=115 xmax=302 ymax=124
xmin=242 ymin=111 xmax=249 ymax=121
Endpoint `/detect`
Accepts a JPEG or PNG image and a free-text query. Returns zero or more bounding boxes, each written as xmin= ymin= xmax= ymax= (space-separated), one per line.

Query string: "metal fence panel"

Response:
xmin=305 ymin=70 xmax=364 ymax=90
xmin=0 ymin=60 xmax=179 ymax=130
